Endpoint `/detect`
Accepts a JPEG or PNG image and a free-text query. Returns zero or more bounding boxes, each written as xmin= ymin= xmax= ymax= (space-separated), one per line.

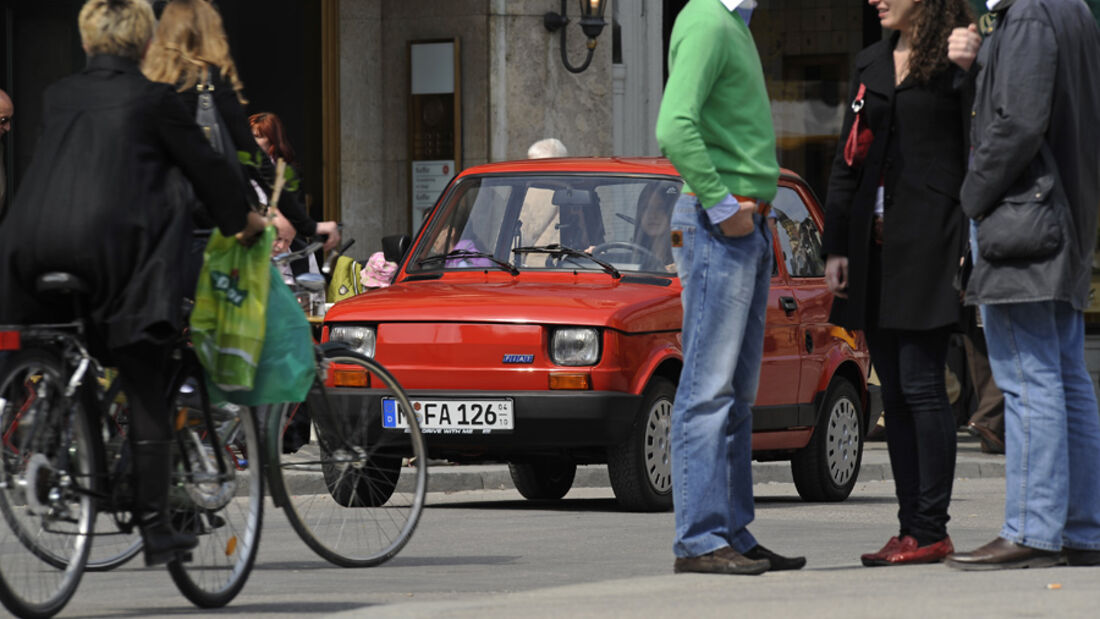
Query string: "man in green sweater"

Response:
xmin=656 ymin=0 xmax=805 ymax=575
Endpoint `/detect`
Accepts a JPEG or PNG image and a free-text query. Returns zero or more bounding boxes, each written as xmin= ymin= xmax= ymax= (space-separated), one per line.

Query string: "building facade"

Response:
xmin=2 ymin=0 xmax=1099 ymax=254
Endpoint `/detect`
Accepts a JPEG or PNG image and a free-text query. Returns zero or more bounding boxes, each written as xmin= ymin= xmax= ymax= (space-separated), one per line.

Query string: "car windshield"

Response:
xmin=408 ymin=174 xmax=684 ymax=275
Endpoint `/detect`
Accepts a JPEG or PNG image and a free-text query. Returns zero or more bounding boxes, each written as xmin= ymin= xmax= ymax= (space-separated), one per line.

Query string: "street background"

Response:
xmin=57 ymin=433 xmax=1097 ymax=618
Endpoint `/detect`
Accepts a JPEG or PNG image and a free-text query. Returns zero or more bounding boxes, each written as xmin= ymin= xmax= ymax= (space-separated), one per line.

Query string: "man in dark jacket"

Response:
xmin=0 ymin=0 xmax=264 ymax=567
xmin=945 ymin=0 xmax=1100 ymax=570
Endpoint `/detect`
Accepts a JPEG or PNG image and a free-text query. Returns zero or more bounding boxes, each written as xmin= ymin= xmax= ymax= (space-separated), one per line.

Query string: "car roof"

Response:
xmin=456 ymin=157 xmax=802 ymax=182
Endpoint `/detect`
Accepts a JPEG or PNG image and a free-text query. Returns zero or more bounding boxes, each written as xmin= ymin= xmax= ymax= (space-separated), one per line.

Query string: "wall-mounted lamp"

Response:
xmin=543 ymin=0 xmax=608 ymax=74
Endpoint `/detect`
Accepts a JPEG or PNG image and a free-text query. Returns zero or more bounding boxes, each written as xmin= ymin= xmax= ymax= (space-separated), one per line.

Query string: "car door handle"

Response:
xmin=779 ymin=296 xmax=798 ymax=314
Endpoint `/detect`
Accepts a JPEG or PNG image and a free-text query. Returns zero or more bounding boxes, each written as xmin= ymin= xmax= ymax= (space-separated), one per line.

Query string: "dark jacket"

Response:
xmin=962 ymin=0 xmax=1100 ymax=309
xmin=822 ymin=34 xmax=970 ymax=331
xmin=177 ymin=70 xmax=316 ymax=237
xmin=0 ymin=55 xmax=249 ymax=350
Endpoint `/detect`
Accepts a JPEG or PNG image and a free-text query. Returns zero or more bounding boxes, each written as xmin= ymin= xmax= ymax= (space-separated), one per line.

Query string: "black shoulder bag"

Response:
xmin=170 ymin=68 xmax=250 ymax=228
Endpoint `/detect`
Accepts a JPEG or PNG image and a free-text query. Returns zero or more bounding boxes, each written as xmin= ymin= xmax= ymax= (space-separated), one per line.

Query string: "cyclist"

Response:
xmin=0 ymin=0 xmax=265 ymax=566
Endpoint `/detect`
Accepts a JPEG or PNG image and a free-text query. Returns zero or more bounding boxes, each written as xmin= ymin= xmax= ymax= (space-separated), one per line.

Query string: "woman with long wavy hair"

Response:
xmin=821 ymin=0 xmax=976 ymax=566
xmin=143 ymin=0 xmax=340 ymax=255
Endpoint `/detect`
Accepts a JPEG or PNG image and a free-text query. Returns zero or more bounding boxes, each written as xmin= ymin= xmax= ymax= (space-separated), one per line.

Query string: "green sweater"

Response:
xmin=655 ymin=0 xmax=778 ymax=208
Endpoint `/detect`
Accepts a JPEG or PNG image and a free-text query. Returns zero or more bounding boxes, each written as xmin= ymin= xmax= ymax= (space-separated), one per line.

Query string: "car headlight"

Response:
xmin=329 ymin=325 xmax=376 ymax=357
xmin=550 ymin=328 xmax=600 ymax=366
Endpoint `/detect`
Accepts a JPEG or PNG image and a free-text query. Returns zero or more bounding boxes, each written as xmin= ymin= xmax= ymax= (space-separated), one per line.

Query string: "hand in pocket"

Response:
xmin=717 ymin=200 xmax=757 ymax=237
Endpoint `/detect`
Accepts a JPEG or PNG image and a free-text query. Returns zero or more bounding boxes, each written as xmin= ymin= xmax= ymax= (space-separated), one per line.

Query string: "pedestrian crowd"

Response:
xmin=657 ymin=0 xmax=1100 ymax=574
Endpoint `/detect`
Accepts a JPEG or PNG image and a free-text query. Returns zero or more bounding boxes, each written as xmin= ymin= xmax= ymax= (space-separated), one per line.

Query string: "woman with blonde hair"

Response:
xmin=143 ymin=0 xmax=340 ymax=256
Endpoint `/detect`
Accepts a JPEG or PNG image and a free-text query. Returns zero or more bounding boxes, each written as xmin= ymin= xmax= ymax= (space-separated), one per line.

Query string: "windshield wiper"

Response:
xmin=512 ymin=244 xmax=621 ymax=279
xmin=417 ymin=249 xmax=519 ymax=276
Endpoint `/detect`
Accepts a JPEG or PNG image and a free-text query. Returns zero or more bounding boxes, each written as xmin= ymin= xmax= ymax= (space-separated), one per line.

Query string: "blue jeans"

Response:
xmin=669 ymin=194 xmax=772 ymax=558
xmin=980 ymin=300 xmax=1100 ymax=551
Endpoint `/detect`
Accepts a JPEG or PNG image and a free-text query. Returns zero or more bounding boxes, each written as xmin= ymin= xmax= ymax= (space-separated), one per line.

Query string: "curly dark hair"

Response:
xmin=908 ymin=0 xmax=975 ymax=84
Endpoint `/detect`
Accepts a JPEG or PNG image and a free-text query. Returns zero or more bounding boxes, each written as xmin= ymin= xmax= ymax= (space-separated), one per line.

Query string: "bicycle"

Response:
xmin=0 ymin=272 xmax=264 ymax=618
xmin=264 ymin=241 xmax=429 ymax=567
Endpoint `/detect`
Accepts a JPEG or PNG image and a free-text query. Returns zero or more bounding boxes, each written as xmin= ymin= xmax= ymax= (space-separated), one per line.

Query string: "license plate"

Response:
xmin=382 ymin=398 xmax=514 ymax=434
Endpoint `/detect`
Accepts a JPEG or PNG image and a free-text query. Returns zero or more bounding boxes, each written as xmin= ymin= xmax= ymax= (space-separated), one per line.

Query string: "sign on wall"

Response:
xmin=408 ymin=39 xmax=462 ymax=226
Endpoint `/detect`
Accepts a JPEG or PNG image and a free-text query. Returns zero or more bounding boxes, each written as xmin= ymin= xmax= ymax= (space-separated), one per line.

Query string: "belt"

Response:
xmin=734 ymin=195 xmax=772 ymax=217
xmin=684 ymin=192 xmax=772 ymax=216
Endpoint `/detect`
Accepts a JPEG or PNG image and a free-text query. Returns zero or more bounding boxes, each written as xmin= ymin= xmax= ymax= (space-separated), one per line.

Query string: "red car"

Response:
xmin=322 ymin=157 xmax=875 ymax=511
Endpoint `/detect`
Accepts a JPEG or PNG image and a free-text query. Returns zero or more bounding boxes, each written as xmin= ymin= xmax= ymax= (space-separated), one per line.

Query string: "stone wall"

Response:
xmin=487 ymin=0 xmax=614 ymax=161
xmin=337 ymin=0 xmax=614 ymax=252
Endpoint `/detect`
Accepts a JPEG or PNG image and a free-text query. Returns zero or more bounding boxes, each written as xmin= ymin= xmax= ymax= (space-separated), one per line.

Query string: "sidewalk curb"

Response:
xmin=421 ymin=459 xmax=1006 ymax=494
xmin=279 ymin=437 xmax=1006 ymax=496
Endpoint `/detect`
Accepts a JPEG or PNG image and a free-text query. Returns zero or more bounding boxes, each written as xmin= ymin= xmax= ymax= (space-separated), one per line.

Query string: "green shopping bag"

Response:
xmin=210 ymin=266 xmax=315 ymax=406
xmin=190 ymin=226 xmax=275 ymax=391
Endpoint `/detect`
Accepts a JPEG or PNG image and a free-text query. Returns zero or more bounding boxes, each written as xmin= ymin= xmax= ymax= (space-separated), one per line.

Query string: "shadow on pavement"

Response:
xmin=67 ymin=601 xmax=369 ymax=618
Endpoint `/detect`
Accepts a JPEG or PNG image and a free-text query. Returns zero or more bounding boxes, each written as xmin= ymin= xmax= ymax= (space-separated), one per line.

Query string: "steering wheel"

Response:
xmin=589 ymin=241 xmax=663 ymax=269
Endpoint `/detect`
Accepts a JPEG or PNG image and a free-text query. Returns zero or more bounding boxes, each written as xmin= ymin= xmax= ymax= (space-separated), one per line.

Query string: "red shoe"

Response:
xmin=885 ymin=536 xmax=954 ymax=565
xmin=861 ymin=536 xmax=909 ymax=567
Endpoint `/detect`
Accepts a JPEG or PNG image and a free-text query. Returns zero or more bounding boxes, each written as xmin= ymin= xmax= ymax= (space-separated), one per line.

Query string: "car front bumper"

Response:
xmin=323 ymin=388 xmax=643 ymax=456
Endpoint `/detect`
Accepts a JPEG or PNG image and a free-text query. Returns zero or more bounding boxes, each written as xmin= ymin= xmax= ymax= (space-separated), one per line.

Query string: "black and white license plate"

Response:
xmin=382 ymin=398 xmax=514 ymax=434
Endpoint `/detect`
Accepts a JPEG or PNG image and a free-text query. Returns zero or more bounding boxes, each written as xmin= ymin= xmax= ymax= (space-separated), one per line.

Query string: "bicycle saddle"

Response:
xmin=36 ymin=272 xmax=89 ymax=295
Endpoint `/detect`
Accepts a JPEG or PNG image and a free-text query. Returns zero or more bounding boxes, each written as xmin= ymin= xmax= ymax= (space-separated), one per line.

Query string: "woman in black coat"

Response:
xmin=821 ymin=0 xmax=973 ymax=567
xmin=0 ymin=0 xmax=264 ymax=566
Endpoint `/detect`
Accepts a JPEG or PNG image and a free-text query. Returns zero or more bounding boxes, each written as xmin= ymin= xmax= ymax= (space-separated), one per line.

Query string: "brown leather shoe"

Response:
xmin=967 ymin=422 xmax=1005 ymax=454
xmin=674 ymin=546 xmax=770 ymax=575
xmin=946 ymin=537 xmax=1063 ymax=571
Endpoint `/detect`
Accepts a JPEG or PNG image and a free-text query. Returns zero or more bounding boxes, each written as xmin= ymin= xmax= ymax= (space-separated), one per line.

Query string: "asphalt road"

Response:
xmin=49 ymin=435 xmax=1099 ymax=619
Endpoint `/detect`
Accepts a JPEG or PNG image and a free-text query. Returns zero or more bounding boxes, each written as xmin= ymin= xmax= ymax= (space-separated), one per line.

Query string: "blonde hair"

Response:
xmin=78 ymin=0 xmax=155 ymax=62
xmin=142 ymin=0 xmax=247 ymax=104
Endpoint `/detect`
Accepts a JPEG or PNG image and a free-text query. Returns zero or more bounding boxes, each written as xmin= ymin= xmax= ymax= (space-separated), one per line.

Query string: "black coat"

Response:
xmin=0 ymin=55 xmax=249 ymax=350
xmin=822 ymin=35 xmax=970 ymax=331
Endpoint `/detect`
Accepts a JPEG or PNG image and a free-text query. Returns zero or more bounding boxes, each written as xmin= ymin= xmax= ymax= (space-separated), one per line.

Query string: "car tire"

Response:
xmin=508 ymin=458 xmax=576 ymax=500
xmin=607 ymin=377 xmax=674 ymax=512
xmin=791 ymin=378 xmax=863 ymax=502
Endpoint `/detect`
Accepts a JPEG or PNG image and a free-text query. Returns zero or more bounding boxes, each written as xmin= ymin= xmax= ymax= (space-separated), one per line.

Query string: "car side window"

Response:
xmin=771 ymin=187 xmax=825 ymax=278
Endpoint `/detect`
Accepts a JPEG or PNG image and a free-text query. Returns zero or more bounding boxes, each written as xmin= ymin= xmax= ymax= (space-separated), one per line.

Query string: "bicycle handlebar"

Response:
xmin=272 ymin=241 xmax=324 ymax=266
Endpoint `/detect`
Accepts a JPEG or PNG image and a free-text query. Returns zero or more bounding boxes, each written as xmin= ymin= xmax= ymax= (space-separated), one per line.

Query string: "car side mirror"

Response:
xmin=382 ymin=234 xmax=410 ymax=263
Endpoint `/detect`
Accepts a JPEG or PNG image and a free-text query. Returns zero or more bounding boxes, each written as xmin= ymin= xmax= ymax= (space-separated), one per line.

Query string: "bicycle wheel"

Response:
xmin=0 ymin=348 xmax=95 ymax=619
xmin=268 ymin=350 xmax=427 ymax=567
xmin=166 ymin=370 xmax=263 ymax=608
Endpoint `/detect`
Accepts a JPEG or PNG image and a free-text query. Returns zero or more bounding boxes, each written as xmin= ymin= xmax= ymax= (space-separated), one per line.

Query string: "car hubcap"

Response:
xmin=644 ymin=398 xmax=673 ymax=493
xmin=826 ymin=397 xmax=860 ymax=487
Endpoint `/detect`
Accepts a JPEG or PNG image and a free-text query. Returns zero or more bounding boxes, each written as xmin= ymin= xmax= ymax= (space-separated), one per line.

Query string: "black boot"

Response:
xmin=132 ymin=440 xmax=198 ymax=566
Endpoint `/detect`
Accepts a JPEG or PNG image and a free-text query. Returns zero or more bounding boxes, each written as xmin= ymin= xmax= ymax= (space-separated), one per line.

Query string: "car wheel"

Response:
xmin=508 ymin=457 xmax=576 ymax=500
xmin=791 ymin=378 xmax=863 ymax=502
xmin=607 ymin=377 xmax=674 ymax=512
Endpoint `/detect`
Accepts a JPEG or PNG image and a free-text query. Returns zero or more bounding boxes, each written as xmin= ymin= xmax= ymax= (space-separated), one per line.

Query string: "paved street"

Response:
xmin=53 ymin=433 xmax=1098 ymax=618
